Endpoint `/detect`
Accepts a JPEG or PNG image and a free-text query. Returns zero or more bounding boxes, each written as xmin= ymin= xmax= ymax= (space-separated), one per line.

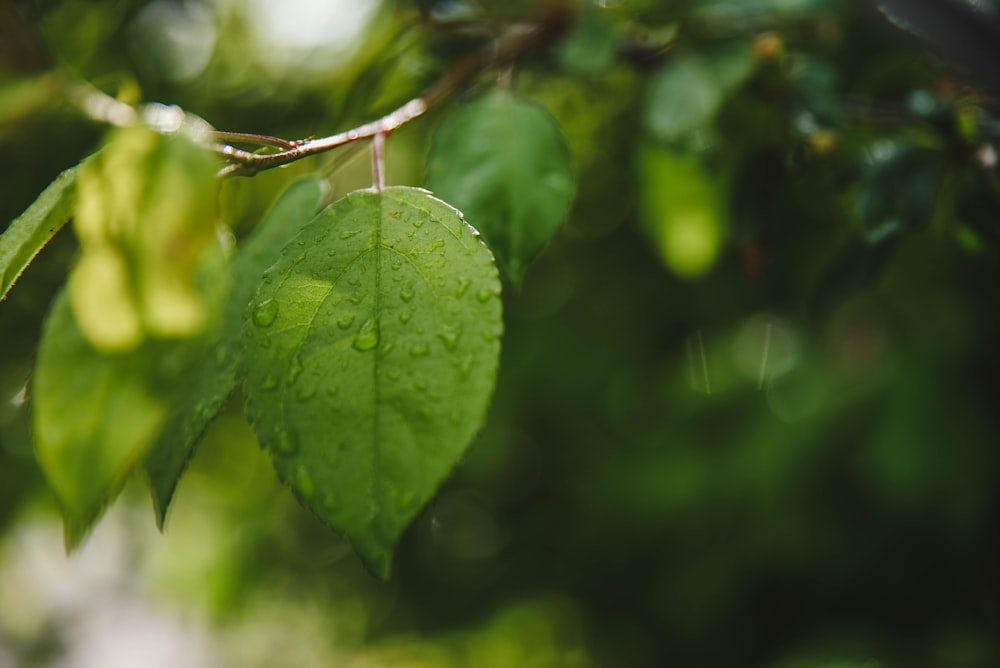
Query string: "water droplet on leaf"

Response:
xmin=400 ymin=282 xmax=415 ymax=303
xmin=295 ymin=464 xmax=315 ymax=498
xmin=437 ymin=326 xmax=460 ymax=351
xmin=409 ymin=344 xmax=429 ymax=357
xmin=253 ymin=299 xmax=279 ymax=327
xmin=272 ymin=428 xmax=298 ymax=455
xmin=194 ymin=401 xmax=212 ymax=421
xmin=352 ymin=317 xmax=379 ymax=351
xmin=287 ymin=355 xmax=304 ymax=384
xmin=337 ymin=314 xmax=356 ymax=329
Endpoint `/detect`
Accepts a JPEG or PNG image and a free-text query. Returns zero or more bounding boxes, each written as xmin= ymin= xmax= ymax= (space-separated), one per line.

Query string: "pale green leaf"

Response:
xmin=70 ymin=126 xmax=218 ymax=351
xmin=34 ymin=290 xmax=170 ymax=549
xmin=146 ymin=176 xmax=326 ymax=527
xmin=242 ymin=186 xmax=502 ymax=577
xmin=0 ymin=163 xmax=79 ymax=303
xmin=427 ymin=91 xmax=575 ymax=283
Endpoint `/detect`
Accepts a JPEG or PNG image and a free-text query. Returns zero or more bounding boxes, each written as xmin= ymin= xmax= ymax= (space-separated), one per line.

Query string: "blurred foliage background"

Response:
xmin=2 ymin=0 xmax=1000 ymax=666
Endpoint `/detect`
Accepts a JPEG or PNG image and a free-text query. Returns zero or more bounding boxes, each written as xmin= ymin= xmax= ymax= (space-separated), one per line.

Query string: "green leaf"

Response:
xmin=242 ymin=186 xmax=502 ymax=577
xmin=645 ymin=42 xmax=755 ymax=144
xmin=639 ymin=147 xmax=726 ymax=279
xmin=558 ymin=6 xmax=617 ymax=75
xmin=0 ymin=163 xmax=79 ymax=303
xmin=146 ymin=176 xmax=326 ymax=527
xmin=34 ymin=290 xmax=170 ymax=549
xmin=70 ymin=126 xmax=218 ymax=352
xmin=692 ymin=0 xmax=833 ymax=23
xmin=427 ymin=90 xmax=575 ymax=283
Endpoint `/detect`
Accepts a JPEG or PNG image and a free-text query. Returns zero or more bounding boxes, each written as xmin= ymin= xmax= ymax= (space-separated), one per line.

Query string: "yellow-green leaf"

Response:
xmin=639 ymin=147 xmax=726 ymax=279
xmin=70 ymin=126 xmax=218 ymax=351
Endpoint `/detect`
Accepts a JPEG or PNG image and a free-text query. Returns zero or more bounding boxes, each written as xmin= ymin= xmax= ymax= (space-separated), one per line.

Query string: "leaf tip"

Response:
xmin=61 ymin=514 xmax=93 ymax=554
xmin=358 ymin=547 xmax=394 ymax=581
xmin=150 ymin=492 xmax=170 ymax=533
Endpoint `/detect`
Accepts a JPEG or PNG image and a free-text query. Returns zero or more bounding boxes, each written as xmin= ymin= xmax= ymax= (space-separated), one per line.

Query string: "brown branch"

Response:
xmin=215 ymin=4 xmax=575 ymax=178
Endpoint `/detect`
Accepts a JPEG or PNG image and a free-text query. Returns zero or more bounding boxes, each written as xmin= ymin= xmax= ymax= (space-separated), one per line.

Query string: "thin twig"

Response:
xmin=208 ymin=131 xmax=303 ymax=151
xmin=371 ymin=131 xmax=387 ymax=192
xmin=216 ymin=4 xmax=574 ymax=178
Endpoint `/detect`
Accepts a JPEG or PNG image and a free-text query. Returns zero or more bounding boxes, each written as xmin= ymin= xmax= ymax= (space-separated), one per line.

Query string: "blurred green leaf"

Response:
xmin=70 ymin=126 xmax=219 ymax=352
xmin=558 ymin=6 xmax=618 ymax=75
xmin=692 ymin=0 xmax=834 ymax=22
xmin=0 ymin=162 xmax=78 ymax=303
xmin=146 ymin=177 xmax=326 ymax=527
xmin=639 ymin=147 xmax=726 ymax=278
xmin=242 ymin=187 xmax=502 ymax=576
xmin=34 ymin=290 xmax=170 ymax=549
xmin=427 ymin=91 xmax=575 ymax=283
xmin=857 ymin=142 xmax=941 ymax=243
xmin=645 ymin=41 xmax=755 ymax=144
xmin=0 ymin=74 xmax=64 ymax=137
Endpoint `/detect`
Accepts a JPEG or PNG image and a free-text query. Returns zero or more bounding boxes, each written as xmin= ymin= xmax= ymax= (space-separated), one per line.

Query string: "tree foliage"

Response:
xmin=2 ymin=0 xmax=1000 ymax=666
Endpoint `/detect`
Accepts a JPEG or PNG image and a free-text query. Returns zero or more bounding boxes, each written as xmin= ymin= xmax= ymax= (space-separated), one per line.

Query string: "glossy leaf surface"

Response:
xmin=427 ymin=90 xmax=575 ymax=283
xmin=242 ymin=186 xmax=502 ymax=577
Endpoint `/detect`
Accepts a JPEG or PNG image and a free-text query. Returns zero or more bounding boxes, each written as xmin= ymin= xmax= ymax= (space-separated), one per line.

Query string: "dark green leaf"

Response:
xmin=146 ymin=177 xmax=326 ymax=527
xmin=0 ymin=163 xmax=78 ymax=303
xmin=427 ymin=90 xmax=575 ymax=283
xmin=857 ymin=142 xmax=942 ymax=243
xmin=242 ymin=186 xmax=502 ymax=577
